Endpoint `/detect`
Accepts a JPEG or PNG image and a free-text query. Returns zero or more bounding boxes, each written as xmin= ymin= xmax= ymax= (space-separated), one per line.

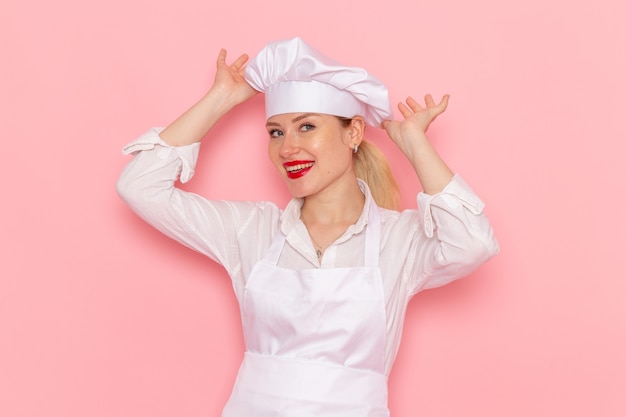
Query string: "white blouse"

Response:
xmin=117 ymin=128 xmax=499 ymax=375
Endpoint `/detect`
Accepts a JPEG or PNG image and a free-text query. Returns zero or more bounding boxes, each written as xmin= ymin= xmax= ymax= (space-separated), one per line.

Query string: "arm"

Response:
xmin=382 ymin=94 xmax=453 ymax=194
xmin=160 ymin=49 xmax=258 ymax=146
xmin=117 ymin=49 xmax=263 ymax=270
xmin=383 ymin=96 xmax=498 ymax=289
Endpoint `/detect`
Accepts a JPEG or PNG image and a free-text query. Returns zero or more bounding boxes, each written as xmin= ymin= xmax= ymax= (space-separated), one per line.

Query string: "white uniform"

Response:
xmin=222 ymin=204 xmax=389 ymax=416
xmin=117 ymin=131 xmax=499 ymax=415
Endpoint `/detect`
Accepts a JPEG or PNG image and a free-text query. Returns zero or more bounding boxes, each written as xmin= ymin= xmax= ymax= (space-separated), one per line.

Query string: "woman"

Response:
xmin=118 ymin=37 xmax=498 ymax=416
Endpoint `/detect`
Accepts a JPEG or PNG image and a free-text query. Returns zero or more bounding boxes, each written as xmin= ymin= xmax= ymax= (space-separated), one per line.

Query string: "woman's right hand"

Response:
xmin=211 ymin=49 xmax=258 ymax=108
xmin=159 ymin=49 xmax=258 ymax=147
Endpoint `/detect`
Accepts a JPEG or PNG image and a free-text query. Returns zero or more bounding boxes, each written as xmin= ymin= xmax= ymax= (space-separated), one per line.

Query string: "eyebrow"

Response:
xmin=265 ymin=113 xmax=320 ymax=127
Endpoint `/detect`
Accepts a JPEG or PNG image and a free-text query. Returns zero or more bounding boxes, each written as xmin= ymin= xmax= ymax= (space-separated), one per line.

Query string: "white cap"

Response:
xmin=244 ymin=37 xmax=392 ymax=126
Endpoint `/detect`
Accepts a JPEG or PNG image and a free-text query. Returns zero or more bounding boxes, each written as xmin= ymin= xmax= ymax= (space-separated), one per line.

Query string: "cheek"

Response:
xmin=267 ymin=141 xmax=280 ymax=161
xmin=267 ymin=142 xmax=288 ymax=176
xmin=324 ymin=147 xmax=353 ymax=174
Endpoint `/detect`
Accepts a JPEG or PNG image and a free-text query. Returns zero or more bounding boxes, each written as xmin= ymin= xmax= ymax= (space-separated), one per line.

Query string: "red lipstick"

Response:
xmin=283 ymin=160 xmax=315 ymax=179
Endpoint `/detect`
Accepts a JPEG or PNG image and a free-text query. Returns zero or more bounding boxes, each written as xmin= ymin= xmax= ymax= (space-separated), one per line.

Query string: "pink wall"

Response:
xmin=2 ymin=0 xmax=624 ymax=416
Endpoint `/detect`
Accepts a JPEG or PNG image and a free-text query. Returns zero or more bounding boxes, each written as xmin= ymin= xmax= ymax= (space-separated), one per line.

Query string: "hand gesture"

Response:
xmin=382 ymin=94 xmax=449 ymax=156
xmin=159 ymin=49 xmax=258 ymax=146
xmin=211 ymin=49 xmax=258 ymax=107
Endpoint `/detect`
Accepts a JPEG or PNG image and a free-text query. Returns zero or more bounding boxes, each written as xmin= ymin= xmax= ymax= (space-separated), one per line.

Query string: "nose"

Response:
xmin=278 ymin=130 xmax=299 ymax=158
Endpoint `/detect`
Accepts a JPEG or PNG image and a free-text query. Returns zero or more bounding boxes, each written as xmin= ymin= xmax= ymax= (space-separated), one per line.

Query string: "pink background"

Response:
xmin=2 ymin=0 xmax=625 ymax=416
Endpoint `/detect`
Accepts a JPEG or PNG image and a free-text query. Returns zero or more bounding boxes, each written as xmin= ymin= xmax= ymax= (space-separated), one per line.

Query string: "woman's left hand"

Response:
xmin=382 ymin=94 xmax=454 ymax=194
xmin=382 ymin=94 xmax=449 ymax=157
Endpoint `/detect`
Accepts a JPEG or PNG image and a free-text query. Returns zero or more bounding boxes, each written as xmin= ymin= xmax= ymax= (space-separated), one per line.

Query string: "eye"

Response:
xmin=300 ymin=123 xmax=315 ymax=132
xmin=268 ymin=129 xmax=284 ymax=138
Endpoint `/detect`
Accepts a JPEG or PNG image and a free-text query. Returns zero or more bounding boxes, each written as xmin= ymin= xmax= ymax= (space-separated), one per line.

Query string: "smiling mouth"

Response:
xmin=283 ymin=161 xmax=315 ymax=179
xmin=285 ymin=162 xmax=314 ymax=173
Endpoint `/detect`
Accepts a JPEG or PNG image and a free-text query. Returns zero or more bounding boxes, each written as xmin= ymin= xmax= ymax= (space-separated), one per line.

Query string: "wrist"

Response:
xmin=395 ymin=131 xmax=429 ymax=159
xmin=203 ymin=88 xmax=239 ymax=116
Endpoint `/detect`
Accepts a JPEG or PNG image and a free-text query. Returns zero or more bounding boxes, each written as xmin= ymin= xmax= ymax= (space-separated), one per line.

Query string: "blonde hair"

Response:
xmin=335 ymin=116 xmax=401 ymax=210
xmin=353 ymin=140 xmax=401 ymax=211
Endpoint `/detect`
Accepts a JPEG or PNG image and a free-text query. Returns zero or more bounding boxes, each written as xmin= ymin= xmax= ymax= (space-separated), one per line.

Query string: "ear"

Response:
xmin=348 ymin=116 xmax=366 ymax=147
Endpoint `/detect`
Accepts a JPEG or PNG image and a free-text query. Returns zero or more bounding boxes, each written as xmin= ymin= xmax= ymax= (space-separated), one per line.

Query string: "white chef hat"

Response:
xmin=244 ymin=37 xmax=392 ymax=127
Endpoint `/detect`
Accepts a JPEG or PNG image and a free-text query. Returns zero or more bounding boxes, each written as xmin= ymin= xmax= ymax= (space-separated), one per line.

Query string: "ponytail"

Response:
xmin=336 ymin=116 xmax=401 ymax=211
xmin=353 ymin=140 xmax=401 ymax=211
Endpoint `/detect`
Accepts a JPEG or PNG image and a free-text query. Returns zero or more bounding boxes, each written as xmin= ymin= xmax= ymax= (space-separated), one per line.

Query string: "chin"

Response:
xmin=283 ymin=182 xmax=312 ymax=199
xmin=286 ymin=188 xmax=308 ymax=199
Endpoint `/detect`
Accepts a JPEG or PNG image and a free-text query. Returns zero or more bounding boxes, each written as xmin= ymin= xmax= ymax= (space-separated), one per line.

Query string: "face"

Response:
xmin=266 ymin=113 xmax=359 ymax=199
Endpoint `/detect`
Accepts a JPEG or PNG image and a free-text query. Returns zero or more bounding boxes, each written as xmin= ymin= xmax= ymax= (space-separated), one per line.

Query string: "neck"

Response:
xmin=300 ymin=178 xmax=365 ymax=226
xmin=300 ymin=178 xmax=365 ymax=262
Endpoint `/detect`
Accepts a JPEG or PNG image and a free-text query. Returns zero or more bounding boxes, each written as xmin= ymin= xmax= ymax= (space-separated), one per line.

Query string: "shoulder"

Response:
xmin=374 ymin=204 xmax=424 ymax=254
xmin=379 ymin=205 xmax=420 ymax=229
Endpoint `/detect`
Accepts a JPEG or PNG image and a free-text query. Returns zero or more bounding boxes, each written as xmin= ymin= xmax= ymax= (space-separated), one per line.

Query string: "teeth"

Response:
xmin=285 ymin=162 xmax=314 ymax=172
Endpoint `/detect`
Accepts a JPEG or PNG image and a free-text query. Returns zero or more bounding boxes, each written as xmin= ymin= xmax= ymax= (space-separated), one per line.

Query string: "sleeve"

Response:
xmin=116 ymin=128 xmax=267 ymax=273
xmin=412 ymin=174 xmax=499 ymax=291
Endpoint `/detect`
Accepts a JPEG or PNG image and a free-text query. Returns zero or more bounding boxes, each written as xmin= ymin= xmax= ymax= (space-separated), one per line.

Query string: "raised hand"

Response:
xmin=382 ymin=94 xmax=449 ymax=155
xmin=212 ymin=49 xmax=258 ymax=108
xmin=382 ymin=94 xmax=453 ymax=194
xmin=159 ymin=49 xmax=257 ymax=146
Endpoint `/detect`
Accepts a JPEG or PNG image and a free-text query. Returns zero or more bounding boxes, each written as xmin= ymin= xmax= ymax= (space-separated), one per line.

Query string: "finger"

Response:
xmin=216 ymin=48 xmax=227 ymax=65
xmin=231 ymin=53 xmax=249 ymax=71
xmin=397 ymin=101 xmax=413 ymax=118
xmin=435 ymin=94 xmax=450 ymax=113
xmin=424 ymin=94 xmax=436 ymax=108
xmin=382 ymin=119 xmax=398 ymax=135
xmin=440 ymin=94 xmax=450 ymax=110
xmin=405 ymin=96 xmax=423 ymax=113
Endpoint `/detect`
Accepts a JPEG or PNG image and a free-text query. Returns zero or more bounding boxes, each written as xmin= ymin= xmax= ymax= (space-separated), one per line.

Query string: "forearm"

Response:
xmin=383 ymin=95 xmax=454 ymax=194
xmin=403 ymin=132 xmax=454 ymax=195
xmin=160 ymin=48 xmax=256 ymax=146
xmin=159 ymin=88 xmax=238 ymax=147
